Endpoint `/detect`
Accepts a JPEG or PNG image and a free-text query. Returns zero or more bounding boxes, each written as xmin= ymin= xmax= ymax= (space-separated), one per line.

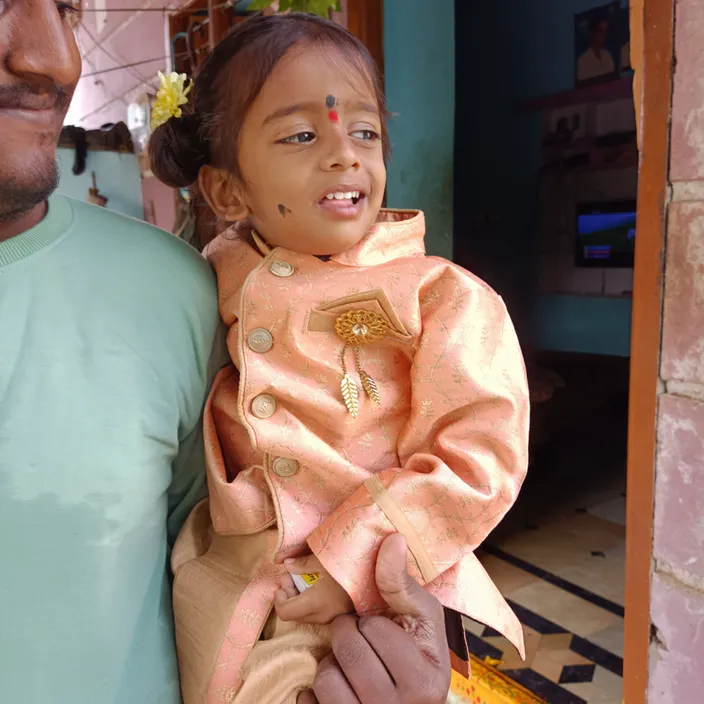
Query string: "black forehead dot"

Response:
xmin=325 ymin=95 xmax=336 ymax=109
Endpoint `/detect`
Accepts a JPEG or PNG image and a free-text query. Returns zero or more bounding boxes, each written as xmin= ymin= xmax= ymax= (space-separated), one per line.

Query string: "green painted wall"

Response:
xmin=532 ymin=295 xmax=632 ymax=357
xmin=57 ymin=149 xmax=144 ymax=220
xmin=383 ymin=0 xmax=454 ymax=259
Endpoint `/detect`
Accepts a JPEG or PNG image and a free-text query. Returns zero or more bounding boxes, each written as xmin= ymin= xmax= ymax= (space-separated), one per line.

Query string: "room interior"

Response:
xmin=454 ymin=1 xmax=634 ymax=703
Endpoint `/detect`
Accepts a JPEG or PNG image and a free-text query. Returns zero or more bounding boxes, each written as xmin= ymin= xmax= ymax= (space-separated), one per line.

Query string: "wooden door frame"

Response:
xmin=624 ymin=0 xmax=674 ymax=701
xmin=347 ymin=0 xmax=384 ymax=76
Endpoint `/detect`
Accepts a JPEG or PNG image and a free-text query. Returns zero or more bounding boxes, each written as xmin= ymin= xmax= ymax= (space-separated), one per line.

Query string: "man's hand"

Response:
xmin=275 ymin=554 xmax=354 ymax=625
xmin=298 ymin=534 xmax=450 ymax=704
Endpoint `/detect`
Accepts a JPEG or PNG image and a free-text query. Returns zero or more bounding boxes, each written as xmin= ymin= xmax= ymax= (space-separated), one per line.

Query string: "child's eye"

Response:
xmin=280 ymin=132 xmax=316 ymax=145
xmin=351 ymin=130 xmax=380 ymax=142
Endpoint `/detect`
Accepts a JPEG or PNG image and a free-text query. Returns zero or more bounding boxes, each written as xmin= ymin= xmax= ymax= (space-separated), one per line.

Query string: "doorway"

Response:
xmin=453 ymin=2 xmax=642 ymax=702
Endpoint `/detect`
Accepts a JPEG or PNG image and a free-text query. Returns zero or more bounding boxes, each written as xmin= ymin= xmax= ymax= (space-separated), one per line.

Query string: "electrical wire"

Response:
xmin=79 ymin=2 xmax=237 ymax=12
xmin=79 ymin=0 xmax=172 ymax=63
xmin=75 ymin=75 xmax=156 ymax=124
xmin=80 ymin=56 xmax=172 ymax=78
xmin=72 ymin=0 xmax=252 ymax=123
xmin=79 ymin=6 xmax=177 ymax=11
xmin=74 ymin=20 xmax=160 ymax=123
xmin=78 ymin=20 xmax=151 ymax=86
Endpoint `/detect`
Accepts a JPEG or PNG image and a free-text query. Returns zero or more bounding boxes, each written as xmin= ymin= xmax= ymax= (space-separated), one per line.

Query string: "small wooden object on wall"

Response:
xmin=87 ymin=172 xmax=108 ymax=208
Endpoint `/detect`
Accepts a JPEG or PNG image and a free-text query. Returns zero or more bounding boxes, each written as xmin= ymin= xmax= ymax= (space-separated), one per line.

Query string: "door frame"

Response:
xmin=623 ymin=0 xmax=674 ymax=701
xmin=347 ymin=0 xmax=384 ymax=75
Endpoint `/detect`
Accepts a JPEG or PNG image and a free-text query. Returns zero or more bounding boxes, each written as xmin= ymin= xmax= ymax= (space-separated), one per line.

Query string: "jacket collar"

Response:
xmin=250 ymin=209 xmax=425 ymax=267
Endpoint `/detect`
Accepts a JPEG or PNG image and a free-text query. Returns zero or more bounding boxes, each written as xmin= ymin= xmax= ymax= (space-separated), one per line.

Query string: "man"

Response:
xmin=577 ymin=17 xmax=616 ymax=83
xmin=0 ymin=2 xmax=450 ymax=703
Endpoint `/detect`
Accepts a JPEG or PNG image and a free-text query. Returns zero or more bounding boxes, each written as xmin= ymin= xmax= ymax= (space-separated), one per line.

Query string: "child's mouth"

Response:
xmin=318 ymin=190 xmax=366 ymax=218
xmin=322 ymin=190 xmax=362 ymax=205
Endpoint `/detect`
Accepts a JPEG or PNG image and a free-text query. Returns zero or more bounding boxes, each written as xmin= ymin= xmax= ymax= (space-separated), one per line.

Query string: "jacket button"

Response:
xmin=272 ymin=457 xmax=299 ymax=477
xmin=247 ymin=328 xmax=273 ymax=353
xmin=269 ymin=260 xmax=294 ymax=277
xmin=251 ymin=394 xmax=276 ymax=419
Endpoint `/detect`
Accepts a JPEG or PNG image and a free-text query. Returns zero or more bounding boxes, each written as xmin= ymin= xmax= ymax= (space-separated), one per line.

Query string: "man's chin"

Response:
xmin=0 ymin=162 xmax=59 ymax=223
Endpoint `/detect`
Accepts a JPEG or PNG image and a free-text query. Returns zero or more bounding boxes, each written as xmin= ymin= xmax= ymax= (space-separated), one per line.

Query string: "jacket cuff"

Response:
xmin=307 ymin=480 xmax=426 ymax=614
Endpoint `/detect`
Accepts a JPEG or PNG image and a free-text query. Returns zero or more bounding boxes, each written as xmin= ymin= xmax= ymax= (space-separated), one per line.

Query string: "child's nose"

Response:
xmin=320 ymin=132 xmax=360 ymax=171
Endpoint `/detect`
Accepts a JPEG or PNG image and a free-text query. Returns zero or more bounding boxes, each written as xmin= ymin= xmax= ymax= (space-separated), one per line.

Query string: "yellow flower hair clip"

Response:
xmin=151 ymin=71 xmax=193 ymax=129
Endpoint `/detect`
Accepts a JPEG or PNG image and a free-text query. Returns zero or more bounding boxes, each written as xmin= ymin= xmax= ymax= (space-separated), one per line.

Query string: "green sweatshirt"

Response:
xmin=0 ymin=195 xmax=222 ymax=703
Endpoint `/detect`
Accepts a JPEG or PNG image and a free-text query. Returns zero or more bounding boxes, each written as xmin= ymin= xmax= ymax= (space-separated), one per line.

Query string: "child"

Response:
xmin=150 ymin=13 xmax=529 ymax=704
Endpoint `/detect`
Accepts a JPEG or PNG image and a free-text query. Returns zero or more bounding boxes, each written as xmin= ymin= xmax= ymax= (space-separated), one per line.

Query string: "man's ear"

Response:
xmin=198 ymin=166 xmax=250 ymax=222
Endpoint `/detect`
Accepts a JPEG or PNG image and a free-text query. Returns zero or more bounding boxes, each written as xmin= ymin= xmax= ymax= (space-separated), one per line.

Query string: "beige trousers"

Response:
xmin=172 ymin=500 xmax=331 ymax=704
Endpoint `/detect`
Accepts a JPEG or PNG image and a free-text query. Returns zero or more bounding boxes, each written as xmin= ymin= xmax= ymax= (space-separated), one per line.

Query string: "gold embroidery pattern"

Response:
xmin=335 ymin=310 xmax=388 ymax=415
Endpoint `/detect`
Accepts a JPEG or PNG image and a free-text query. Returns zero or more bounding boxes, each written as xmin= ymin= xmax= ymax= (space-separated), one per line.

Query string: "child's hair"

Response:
xmin=150 ymin=13 xmax=388 ymax=189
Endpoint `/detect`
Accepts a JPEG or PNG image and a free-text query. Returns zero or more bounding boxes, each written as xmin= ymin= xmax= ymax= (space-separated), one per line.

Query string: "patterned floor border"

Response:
xmin=465 ymin=550 xmax=624 ymax=704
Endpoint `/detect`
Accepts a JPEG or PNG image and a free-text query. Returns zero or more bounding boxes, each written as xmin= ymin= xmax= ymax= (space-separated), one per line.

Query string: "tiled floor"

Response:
xmin=465 ymin=490 xmax=626 ymax=704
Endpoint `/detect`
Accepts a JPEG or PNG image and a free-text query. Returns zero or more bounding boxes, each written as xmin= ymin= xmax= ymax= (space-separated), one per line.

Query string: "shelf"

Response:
xmin=518 ymin=75 xmax=634 ymax=112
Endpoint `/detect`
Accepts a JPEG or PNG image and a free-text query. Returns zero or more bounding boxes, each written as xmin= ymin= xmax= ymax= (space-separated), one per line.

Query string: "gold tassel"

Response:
xmin=359 ymin=370 xmax=380 ymax=405
xmin=355 ymin=346 xmax=381 ymax=405
xmin=340 ymin=344 xmax=359 ymax=417
xmin=341 ymin=373 xmax=359 ymax=417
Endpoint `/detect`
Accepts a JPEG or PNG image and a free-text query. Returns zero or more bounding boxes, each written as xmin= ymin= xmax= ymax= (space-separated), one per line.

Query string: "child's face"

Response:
xmin=207 ymin=44 xmax=386 ymax=255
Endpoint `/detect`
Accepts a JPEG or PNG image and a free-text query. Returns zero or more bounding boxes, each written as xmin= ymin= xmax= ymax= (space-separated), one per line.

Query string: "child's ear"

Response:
xmin=198 ymin=166 xmax=250 ymax=222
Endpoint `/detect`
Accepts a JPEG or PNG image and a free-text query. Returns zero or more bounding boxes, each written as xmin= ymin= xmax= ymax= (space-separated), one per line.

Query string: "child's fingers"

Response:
xmin=284 ymin=554 xmax=323 ymax=575
xmin=279 ymin=573 xmax=299 ymax=599
xmin=274 ymin=588 xmax=289 ymax=604
xmin=275 ymin=589 xmax=317 ymax=622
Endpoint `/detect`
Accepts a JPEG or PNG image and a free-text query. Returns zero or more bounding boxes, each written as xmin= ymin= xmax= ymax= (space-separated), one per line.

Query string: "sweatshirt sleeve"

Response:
xmin=307 ymin=270 xmax=530 ymax=614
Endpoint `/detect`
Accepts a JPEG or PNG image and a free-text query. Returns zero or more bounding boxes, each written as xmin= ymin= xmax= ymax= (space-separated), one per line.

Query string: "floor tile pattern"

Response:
xmin=466 ymin=499 xmax=625 ymax=704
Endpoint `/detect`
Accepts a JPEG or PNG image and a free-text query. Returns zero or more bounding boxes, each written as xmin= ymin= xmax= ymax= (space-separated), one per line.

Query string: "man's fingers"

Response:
xmin=358 ymin=615 xmax=431 ymax=678
xmin=296 ymin=690 xmax=318 ymax=704
xmin=312 ymin=653 xmax=360 ymax=704
xmin=376 ymin=534 xmax=445 ymax=626
xmin=274 ymin=589 xmax=316 ymax=622
xmin=329 ymin=614 xmax=398 ymax=702
xmin=358 ymin=613 xmax=450 ymax=695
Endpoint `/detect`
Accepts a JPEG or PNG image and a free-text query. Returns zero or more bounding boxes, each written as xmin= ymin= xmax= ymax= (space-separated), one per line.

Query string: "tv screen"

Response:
xmin=576 ymin=201 xmax=636 ymax=268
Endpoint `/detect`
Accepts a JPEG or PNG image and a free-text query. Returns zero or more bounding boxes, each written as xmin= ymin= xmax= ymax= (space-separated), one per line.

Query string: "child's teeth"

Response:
xmin=325 ymin=191 xmax=361 ymax=200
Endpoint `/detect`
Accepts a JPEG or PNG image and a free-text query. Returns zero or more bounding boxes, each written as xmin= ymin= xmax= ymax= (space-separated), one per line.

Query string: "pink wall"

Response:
xmin=66 ymin=2 xmax=348 ymax=129
xmin=650 ymin=0 xmax=704 ymax=700
xmin=66 ymin=0 xmax=173 ymax=128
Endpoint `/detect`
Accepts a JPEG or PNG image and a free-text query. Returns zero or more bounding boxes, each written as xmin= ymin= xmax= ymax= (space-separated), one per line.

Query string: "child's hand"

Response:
xmin=274 ymin=554 xmax=354 ymax=625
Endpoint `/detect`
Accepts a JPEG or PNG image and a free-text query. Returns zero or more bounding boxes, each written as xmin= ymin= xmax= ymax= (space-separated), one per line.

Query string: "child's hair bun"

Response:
xmin=149 ymin=111 xmax=208 ymax=188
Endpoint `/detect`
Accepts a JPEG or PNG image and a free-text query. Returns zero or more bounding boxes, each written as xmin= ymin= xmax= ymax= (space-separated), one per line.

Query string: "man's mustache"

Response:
xmin=0 ymin=83 xmax=69 ymax=112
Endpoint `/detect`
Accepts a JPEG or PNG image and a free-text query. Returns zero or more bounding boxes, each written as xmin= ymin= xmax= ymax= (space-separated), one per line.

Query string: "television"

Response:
xmin=575 ymin=200 xmax=636 ymax=268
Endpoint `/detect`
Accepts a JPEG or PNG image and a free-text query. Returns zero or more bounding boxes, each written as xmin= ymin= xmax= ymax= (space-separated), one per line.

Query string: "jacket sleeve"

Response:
xmin=307 ymin=269 xmax=530 ymax=614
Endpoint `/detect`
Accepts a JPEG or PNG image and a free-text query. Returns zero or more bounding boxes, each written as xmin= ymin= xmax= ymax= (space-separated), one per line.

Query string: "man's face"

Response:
xmin=0 ymin=0 xmax=81 ymax=220
xmin=591 ymin=20 xmax=609 ymax=48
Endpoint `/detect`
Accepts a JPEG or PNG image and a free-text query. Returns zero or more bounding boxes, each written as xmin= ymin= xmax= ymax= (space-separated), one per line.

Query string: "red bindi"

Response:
xmin=328 ymin=110 xmax=340 ymax=123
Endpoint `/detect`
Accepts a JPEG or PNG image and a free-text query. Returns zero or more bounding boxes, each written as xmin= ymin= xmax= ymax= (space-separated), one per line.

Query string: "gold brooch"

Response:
xmin=334 ymin=310 xmax=388 ymax=417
